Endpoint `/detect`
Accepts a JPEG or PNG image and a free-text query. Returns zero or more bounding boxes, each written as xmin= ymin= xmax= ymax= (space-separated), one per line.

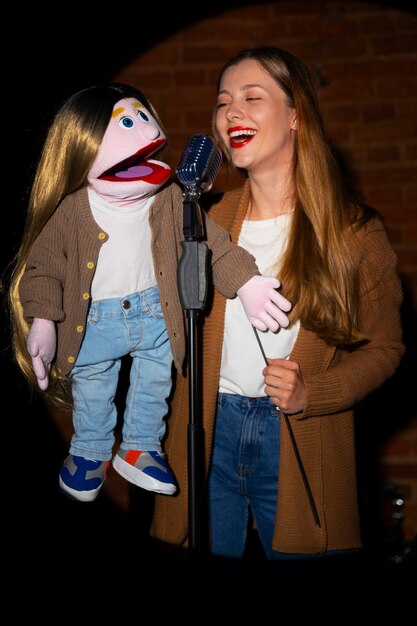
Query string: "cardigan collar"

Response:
xmin=229 ymin=179 xmax=251 ymax=245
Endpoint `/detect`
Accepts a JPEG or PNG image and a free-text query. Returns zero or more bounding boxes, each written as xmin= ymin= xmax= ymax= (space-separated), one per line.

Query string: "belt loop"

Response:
xmin=88 ymin=300 xmax=98 ymax=323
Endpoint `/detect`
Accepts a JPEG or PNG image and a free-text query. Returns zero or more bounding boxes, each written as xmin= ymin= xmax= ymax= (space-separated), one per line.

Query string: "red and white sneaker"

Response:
xmin=112 ymin=449 xmax=177 ymax=495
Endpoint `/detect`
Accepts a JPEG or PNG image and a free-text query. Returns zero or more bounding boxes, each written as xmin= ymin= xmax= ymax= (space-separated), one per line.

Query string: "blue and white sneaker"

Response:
xmin=112 ymin=449 xmax=177 ymax=495
xmin=59 ymin=455 xmax=109 ymax=502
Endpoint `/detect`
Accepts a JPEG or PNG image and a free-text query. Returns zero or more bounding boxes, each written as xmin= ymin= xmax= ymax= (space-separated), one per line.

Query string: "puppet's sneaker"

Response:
xmin=59 ymin=455 xmax=110 ymax=502
xmin=112 ymin=449 xmax=177 ymax=495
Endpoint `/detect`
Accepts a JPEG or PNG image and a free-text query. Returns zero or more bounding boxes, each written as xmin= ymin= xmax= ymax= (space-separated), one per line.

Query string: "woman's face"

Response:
xmin=215 ymin=58 xmax=297 ymax=176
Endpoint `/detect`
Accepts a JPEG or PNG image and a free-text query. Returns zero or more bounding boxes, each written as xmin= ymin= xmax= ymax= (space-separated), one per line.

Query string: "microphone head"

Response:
xmin=176 ymin=133 xmax=222 ymax=193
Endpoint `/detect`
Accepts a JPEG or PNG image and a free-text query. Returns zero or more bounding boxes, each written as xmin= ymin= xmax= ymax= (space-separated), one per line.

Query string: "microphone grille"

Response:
xmin=176 ymin=133 xmax=222 ymax=189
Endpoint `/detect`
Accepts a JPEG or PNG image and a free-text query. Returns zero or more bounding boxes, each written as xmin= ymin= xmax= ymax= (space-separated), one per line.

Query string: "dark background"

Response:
xmin=4 ymin=0 xmax=415 ymax=609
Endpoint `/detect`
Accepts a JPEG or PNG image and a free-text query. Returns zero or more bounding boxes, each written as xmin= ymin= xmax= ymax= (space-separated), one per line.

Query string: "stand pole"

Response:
xmin=186 ymin=313 xmax=202 ymax=552
xmin=177 ymin=196 xmax=209 ymax=555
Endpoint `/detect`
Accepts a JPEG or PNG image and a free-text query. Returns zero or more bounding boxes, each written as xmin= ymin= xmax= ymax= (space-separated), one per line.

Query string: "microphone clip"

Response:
xmin=181 ymin=184 xmax=203 ymax=204
xmin=181 ymin=195 xmax=205 ymax=240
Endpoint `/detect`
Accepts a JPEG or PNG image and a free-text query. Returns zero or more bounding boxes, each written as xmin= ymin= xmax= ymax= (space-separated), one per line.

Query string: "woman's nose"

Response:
xmin=225 ymin=102 xmax=243 ymax=121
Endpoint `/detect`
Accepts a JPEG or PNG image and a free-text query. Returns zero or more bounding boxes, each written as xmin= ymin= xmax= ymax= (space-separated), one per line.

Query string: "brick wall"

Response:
xmin=113 ymin=1 xmax=417 ymax=543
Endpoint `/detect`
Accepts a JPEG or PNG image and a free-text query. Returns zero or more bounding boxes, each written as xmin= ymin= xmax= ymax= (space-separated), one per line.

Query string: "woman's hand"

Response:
xmin=263 ymin=357 xmax=307 ymax=414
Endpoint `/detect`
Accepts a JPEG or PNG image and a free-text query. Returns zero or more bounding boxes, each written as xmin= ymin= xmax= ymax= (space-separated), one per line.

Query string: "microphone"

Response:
xmin=176 ymin=133 xmax=222 ymax=198
xmin=177 ymin=134 xmax=221 ymax=305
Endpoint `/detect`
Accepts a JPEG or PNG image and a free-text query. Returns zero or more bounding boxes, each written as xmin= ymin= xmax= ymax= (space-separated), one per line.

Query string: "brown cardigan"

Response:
xmin=151 ymin=180 xmax=405 ymax=554
xmin=19 ymin=183 xmax=260 ymax=376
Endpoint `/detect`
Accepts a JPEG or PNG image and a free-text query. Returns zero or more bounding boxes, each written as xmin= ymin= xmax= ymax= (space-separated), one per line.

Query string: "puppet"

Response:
xmin=10 ymin=83 xmax=291 ymax=502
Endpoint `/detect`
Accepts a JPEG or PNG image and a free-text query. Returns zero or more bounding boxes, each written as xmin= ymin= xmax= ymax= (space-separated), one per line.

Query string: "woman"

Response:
xmin=151 ymin=47 xmax=404 ymax=563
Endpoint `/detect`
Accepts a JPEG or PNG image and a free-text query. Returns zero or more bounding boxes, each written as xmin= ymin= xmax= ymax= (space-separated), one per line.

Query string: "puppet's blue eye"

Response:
xmin=119 ymin=116 xmax=134 ymax=129
xmin=137 ymin=110 xmax=149 ymax=122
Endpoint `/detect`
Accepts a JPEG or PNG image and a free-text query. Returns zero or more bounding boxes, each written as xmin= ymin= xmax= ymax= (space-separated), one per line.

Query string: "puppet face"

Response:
xmin=88 ymin=97 xmax=171 ymax=204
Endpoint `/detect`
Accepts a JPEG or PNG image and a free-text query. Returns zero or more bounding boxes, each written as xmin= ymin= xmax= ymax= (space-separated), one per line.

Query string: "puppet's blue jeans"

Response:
xmin=208 ymin=393 xmax=345 ymax=561
xmin=69 ymin=286 xmax=172 ymax=461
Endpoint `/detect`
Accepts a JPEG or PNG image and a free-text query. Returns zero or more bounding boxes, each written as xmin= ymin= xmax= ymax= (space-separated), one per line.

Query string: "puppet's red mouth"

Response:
xmin=99 ymin=138 xmax=170 ymax=183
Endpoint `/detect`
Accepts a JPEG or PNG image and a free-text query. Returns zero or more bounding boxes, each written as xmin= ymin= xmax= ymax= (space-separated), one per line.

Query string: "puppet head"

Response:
xmin=29 ymin=83 xmax=170 ymax=215
xmin=88 ymin=94 xmax=171 ymax=206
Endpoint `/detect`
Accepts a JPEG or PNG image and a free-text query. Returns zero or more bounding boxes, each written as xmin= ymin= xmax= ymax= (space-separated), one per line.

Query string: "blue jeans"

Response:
xmin=209 ymin=393 xmax=341 ymax=561
xmin=69 ymin=286 xmax=172 ymax=461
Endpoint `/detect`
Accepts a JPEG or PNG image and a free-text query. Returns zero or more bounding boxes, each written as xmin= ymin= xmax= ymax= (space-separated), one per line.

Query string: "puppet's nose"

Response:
xmin=143 ymin=124 xmax=161 ymax=140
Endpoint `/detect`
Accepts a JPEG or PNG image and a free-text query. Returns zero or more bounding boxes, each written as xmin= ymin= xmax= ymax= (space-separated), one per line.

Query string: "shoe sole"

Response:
xmin=112 ymin=454 xmax=177 ymax=495
xmin=59 ymin=476 xmax=102 ymax=502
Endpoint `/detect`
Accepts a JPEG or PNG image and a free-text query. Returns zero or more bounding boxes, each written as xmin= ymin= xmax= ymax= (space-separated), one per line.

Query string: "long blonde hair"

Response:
xmin=8 ymin=83 xmax=167 ymax=406
xmin=214 ymin=47 xmax=376 ymax=347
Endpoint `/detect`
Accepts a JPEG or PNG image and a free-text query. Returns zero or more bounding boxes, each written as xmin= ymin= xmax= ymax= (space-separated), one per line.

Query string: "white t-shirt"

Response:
xmin=219 ymin=214 xmax=300 ymax=397
xmin=88 ymin=187 xmax=156 ymax=300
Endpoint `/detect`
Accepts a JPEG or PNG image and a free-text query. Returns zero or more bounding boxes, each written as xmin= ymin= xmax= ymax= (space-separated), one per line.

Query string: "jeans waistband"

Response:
xmin=217 ymin=392 xmax=279 ymax=414
xmin=88 ymin=285 xmax=159 ymax=319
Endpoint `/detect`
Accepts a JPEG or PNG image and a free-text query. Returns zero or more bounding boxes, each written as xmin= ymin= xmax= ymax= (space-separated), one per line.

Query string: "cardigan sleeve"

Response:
xmin=300 ymin=219 xmax=404 ymax=419
xmin=203 ymin=184 xmax=260 ymax=297
xmin=153 ymin=181 xmax=259 ymax=299
xmin=204 ymin=213 xmax=260 ymax=298
xmin=19 ymin=206 xmax=69 ymax=323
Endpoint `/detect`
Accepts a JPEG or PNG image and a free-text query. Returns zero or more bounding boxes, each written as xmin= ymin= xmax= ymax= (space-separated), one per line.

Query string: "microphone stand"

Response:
xmin=177 ymin=185 xmax=209 ymax=556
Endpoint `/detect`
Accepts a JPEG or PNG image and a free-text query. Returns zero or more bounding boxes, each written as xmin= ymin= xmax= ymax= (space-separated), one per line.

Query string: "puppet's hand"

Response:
xmin=237 ymin=275 xmax=292 ymax=332
xmin=27 ymin=318 xmax=56 ymax=390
